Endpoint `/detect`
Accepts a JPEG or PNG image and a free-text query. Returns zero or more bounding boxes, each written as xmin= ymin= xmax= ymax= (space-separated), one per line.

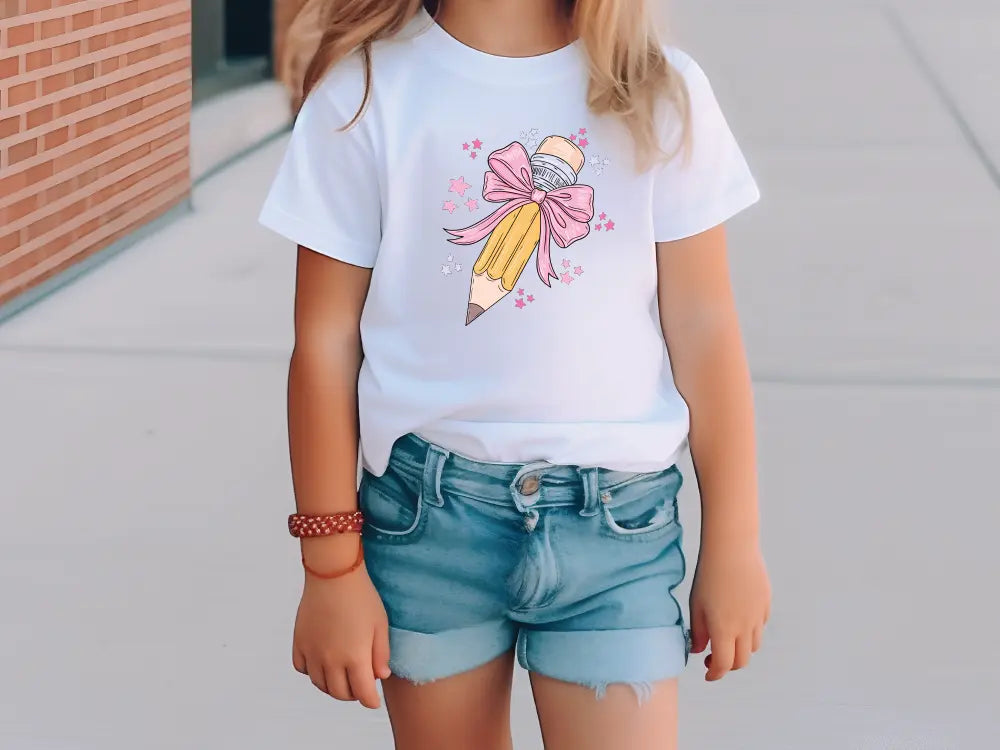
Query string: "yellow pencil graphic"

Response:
xmin=446 ymin=136 xmax=592 ymax=325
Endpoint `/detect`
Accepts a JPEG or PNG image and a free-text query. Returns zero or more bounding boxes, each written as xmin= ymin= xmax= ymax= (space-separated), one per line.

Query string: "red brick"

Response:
xmin=99 ymin=57 xmax=121 ymax=75
xmin=125 ymin=0 xmax=139 ymax=14
xmin=41 ymin=71 xmax=73 ymax=95
xmin=3 ymin=193 xmax=39 ymax=223
xmin=45 ymin=175 xmax=77 ymax=202
xmin=127 ymin=43 xmax=162 ymax=65
xmin=53 ymin=41 xmax=81 ymax=62
xmin=0 ymin=115 xmax=19 ymax=139
xmin=43 ymin=125 xmax=69 ymax=150
xmin=0 ymin=231 xmax=18 ymax=255
xmin=26 ymin=104 xmax=54 ymax=128
xmin=0 ymin=170 xmax=29 ymax=198
xmin=7 ymin=23 xmax=35 ymax=47
xmin=1 ymin=0 xmax=22 ymax=21
xmin=40 ymin=17 xmax=65 ymax=39
xmin=26 ymin=48 xmax=53 ymax=72
xmin=0 ymin=56 xmax=18 ymax=79
xmin=26 ymin=0 xmax=53 ymax=12
xmin=8 ymin=81 xmax=37 ymax=107
xmin=85 ymin=33 xmax=108 ymax=52
xmin=26 ymin=160 xmax=54 ymax=183
xmin=71 ymin=10 xmax=95 ymax=30
xmin=73 ymin=63 xmax=95 ymax=83
xmin=8 ymin=137 xmax=39 ymax=165
xmin=100 ymin=4 xmax=123 ymax=22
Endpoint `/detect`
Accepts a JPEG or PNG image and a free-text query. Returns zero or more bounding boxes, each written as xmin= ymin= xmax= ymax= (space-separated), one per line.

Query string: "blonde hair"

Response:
xmin=280 ymin=0 xmax=689 ymax=166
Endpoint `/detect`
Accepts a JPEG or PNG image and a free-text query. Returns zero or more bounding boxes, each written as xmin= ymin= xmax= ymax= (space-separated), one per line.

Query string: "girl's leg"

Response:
xmin=529 ymin=674 xmax=678 ymax=750
xmin=382 ymin=649 xmax=517 ymax=750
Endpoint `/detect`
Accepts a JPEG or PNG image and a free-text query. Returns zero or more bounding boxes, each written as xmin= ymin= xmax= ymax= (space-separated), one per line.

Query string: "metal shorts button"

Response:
xmin=519 ymin=475 xmax=540 ymax=496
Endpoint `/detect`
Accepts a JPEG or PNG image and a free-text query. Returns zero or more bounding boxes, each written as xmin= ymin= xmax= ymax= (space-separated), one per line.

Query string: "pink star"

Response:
xmin=472 ymin=138 xmax=483 ymax=149
xmin=599 ymin=212 xmax=607 ymax=221
xmin=579 ymin=138 xmax=589 ymax=149
xmin=449 ymin=176 xmax=471 ymax=196
xmin=526 ymin=294 xmax=535 ymax=302
xmin=515 ymin=298 xmax=526 ymax=309
xmin=470 ymin=151 xmax=478 ymax=159
xmin=465 ymin=198 xmax=479 ymax=211
xmin=579 ymin=127 xmax=587 ymax=135
xmin=604 ymin=220 xmax=615 ymax=231
xmin=595 ymin=224 xmax=602 ymax=231
xmin=560 ymin=272 xmax=574 ymax=285
xmin=442 ymin=200 xmax=457 ymax=213
xmin=517 ymin=288 xmax=524 ymax=296
xmin=570 ymin=134 xmax=577 ymax=141
xmin=562 ymin=259 xmax=571 ymax=269
xmin=574 ymin=266 xmax=584 ymax=275
xmin=462 ymin=143 xmax=470 ymax=150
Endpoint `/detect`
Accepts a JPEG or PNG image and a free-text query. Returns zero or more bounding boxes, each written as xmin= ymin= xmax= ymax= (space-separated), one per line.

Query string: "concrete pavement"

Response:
xmin=2 ymin=0 xmax=998 ymax=747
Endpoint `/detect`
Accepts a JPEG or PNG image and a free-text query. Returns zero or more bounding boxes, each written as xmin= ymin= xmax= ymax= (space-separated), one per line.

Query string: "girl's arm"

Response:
xmin=656 ymin=225 xmax=771 ymax=682
xmin=289 ymin=245 xmax=368 ymax=554
xmin=288 ymin=246 xmax=390 ymax=709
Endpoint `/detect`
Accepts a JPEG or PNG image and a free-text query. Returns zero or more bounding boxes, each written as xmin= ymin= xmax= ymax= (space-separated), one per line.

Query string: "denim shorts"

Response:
xmin=359 ymin=434 xmax=690 ymax=699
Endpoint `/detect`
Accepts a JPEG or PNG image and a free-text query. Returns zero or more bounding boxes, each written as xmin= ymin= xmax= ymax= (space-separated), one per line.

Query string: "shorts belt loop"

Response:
xmin=579 ymin=467 xmax=600 ymax=517
xmin=422 ymin=444 xmax=449 ymax=507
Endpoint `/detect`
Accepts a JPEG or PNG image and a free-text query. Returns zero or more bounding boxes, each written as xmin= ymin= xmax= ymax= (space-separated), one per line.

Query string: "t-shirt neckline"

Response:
xmin=410 ymin=7 xmax=581 ymax=83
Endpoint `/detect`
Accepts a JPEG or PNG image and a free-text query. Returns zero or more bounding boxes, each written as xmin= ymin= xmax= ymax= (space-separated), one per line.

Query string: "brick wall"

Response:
xmin=0 ymin=0 xmax=192 ymax=307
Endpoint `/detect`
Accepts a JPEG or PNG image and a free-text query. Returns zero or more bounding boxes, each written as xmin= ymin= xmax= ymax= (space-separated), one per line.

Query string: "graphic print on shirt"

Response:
xmin=444 ymin=135 xmax=595 ymax=325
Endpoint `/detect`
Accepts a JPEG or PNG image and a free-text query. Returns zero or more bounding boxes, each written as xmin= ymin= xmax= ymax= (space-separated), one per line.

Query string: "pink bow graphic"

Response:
xmin=445 ymin=142 xmax=595 ymax=286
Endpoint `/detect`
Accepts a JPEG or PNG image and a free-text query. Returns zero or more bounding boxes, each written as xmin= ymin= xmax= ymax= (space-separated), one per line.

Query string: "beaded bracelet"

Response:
xmin=288 ymin=511 xmax=364 ymax=538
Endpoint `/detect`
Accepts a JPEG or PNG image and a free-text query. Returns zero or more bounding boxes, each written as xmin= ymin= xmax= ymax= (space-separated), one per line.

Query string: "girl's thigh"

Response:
xmin=529 ymin=673 xmax=678 ymax=750
xmin=382 ymin=649 xmax=516 ymax=750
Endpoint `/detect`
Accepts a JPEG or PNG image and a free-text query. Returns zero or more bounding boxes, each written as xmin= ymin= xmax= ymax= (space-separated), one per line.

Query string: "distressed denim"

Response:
xmin=360 ymin=433 xmax=690 ymax=700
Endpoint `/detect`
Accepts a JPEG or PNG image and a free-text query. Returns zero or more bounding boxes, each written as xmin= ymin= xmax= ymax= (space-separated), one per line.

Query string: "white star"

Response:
xmin=447 ymin=254 xmax=454 ymax=262
xmin=529 ymin=128 xmax=539 ymax=137
xmin=454 ymin=263 xmax=463 ymax=272
xmin=441 ymin=264 xmax=452 ymax=275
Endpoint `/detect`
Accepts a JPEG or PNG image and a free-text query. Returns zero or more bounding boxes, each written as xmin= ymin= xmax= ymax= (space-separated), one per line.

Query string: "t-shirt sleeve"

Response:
xmin=258 ymin=68 xmax=381 ymax=268
xmin=652 ymin=51 xmax=760 ymax=243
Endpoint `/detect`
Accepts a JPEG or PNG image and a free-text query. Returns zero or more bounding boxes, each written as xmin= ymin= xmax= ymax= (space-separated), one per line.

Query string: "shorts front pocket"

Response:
xmin=598 ymin=467 xmax=682 ymax=542
xmin=359 ymin=468 xmax=427 ymax=544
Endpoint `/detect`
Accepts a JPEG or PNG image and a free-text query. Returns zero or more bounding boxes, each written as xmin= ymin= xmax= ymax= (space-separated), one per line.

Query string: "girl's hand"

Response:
xmin=689 ymin=540 xmax=771 ymax=681
xmin=292 ymin=543 xmax=391 ymax=708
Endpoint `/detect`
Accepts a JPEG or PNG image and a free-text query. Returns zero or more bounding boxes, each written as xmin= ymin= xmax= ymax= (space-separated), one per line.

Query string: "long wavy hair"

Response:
xmin=279 ymin=0 xmax=690 ymax=165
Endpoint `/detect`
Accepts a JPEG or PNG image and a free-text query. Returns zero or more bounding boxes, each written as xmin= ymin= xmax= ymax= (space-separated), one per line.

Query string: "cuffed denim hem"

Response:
xmin=516 ymin=625 xmax=689 ymax=703
xmin=387 ymin=620 xmax=517 ymax=684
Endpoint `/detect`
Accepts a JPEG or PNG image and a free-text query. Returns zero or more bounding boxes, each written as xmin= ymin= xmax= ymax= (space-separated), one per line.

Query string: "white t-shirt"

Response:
xmin=260 ymin=11 xmax=760 ymax=477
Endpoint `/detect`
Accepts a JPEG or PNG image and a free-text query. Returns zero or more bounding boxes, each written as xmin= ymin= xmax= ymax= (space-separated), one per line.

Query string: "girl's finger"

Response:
xmin=293 ymin=647 xmax=307 ymax=675
xmin=732 ymin=634 xmax=751 ymax=670
xmin=706 ymin=633 xmax=735 ymax=681
xmin=372 ymin=621 xmax=392 ymax=680
xmin=689 ymin=606 xmax=710 ymax=654
xmin=348 ymin=661 xmax=381 ymax=710
xmin=307 ymin=661 xmax=328 ymax=694
xmin=752 ymin=625 xmax=762 ymax=653
xmin=326 ymin=667 xmax=354 ymax=702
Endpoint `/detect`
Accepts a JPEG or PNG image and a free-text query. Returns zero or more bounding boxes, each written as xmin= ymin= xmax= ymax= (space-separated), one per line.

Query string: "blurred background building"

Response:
xmin=0 ymin=0 xmax=300 ymax=312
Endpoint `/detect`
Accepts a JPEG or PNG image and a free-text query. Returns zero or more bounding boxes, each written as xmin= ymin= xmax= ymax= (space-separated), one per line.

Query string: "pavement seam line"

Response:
xmin=882 ymin=4 xmax=1000 ymax=192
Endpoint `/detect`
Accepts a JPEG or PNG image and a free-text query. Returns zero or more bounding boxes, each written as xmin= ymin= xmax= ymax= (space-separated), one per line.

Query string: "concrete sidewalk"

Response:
xmin=2 ymin=1 xmax=999 ymax=748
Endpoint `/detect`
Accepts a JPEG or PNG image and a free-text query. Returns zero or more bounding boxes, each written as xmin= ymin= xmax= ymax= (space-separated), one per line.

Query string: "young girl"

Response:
xmin=262 ymin=0 xmax=770 ymax=747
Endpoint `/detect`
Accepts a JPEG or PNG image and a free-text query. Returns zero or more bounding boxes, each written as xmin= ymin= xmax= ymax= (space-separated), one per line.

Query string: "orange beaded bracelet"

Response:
xmin=288 ymin=511 xmax=364 ymax=537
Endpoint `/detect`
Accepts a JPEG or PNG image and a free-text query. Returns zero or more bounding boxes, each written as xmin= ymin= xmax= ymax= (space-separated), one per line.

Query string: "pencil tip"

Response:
xmin=465 ymin=304 xmax=485 ymax=325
